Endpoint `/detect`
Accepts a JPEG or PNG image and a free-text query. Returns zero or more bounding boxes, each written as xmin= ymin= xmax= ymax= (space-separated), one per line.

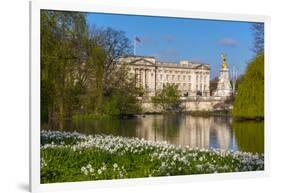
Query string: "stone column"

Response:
xmin=134 ymin=68 xmax=138 ymax=88
xmin=139 ymin=69 xmax=143 ymax=88
xmin=144 ymin=69 xmax=147 ymax=89
xmin=154 ymin=67 xmax=157 ymax=94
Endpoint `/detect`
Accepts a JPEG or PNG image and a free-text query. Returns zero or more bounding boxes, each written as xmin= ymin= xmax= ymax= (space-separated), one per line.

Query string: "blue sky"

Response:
xmin=87 ymin=13 xmax=257 ymax=78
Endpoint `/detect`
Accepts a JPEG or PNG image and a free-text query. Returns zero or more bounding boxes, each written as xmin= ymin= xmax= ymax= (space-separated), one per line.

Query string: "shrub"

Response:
xmin=103 ymin=88 xmax=141 ymax=116
xmin=151 ymin=84 xmax=181 ymax=112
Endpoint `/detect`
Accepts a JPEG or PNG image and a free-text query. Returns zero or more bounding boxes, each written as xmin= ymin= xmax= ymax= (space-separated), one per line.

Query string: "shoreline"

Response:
xmin=41 ymin=130 xmax=264 ymax=183
xmin=69 ymin=111 xmax=263 ymax=121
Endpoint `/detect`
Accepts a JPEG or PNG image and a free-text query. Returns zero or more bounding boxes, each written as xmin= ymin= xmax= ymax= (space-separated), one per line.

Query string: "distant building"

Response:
xmin=118 ymin=55 xmax=210 ymax=97
xmin=213 ymin=54 xmax=233 ymax=98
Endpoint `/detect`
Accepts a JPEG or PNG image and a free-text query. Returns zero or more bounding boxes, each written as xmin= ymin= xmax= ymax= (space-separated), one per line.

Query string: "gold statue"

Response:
xmin=221 ymin=53 xmax=228 ymax=69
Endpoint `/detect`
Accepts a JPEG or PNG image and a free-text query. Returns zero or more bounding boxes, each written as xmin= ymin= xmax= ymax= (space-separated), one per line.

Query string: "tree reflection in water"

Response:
xmin=232 ymin=121 xmax=264 ymax=154
xmin=43 ymin=114 xmax=264 ymax=153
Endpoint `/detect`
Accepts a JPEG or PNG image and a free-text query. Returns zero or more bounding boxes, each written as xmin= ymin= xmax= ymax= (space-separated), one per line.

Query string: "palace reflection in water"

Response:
xmin=134 ymin=115 xmax=234 ymax=150
xmin=45 ymin=114 xmax=264 ymax=153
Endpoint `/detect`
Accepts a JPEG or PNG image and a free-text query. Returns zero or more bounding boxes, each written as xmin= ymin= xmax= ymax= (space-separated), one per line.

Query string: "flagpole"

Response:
xmin=134 ymin=37 xmax=136 ymax=55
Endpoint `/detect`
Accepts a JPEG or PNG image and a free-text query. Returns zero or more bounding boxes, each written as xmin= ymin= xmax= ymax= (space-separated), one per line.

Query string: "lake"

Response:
xmin=43 ymin=114 xmax=264 ymax=153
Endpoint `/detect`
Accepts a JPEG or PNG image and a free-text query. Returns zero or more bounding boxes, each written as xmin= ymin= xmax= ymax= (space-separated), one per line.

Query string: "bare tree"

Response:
xmin=252 ymin=23 xmax=264 ymax=54
xmin=89 ymin=26 xmax=133 ymax=94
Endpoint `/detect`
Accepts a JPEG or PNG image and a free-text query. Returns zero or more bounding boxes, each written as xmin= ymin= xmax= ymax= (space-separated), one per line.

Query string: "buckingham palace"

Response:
xmin=119 ymin=55 xmax=211 ymax=97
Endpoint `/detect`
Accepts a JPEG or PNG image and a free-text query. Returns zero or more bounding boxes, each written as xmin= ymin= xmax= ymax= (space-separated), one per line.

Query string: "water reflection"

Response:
xmin=232 ymin=121 xmax=264 ymax=153
xmin=134 ymin=115 xmax=235 ymax=150
xmin=43 ymin=114 xmax=264 ymax=153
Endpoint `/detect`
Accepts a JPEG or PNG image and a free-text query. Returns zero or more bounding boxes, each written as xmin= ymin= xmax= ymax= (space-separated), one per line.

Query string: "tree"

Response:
xmin=89 ymin=27 xmax=133 ymax=94
xmin=232 ymin=54 xmax=264 ymax=119
xmin=151 ymin=84 xmax=181 ymax=112
xmin=232 ymin=22 xmax=264 ymax=120
xmin=210 ymin=76 xmax=219 ymax=96
xmin=103 ymin=63 xmax=142 ymax=116
xmin=103 ymin=88 xmax=141 ymax=116
xmin=84 ymin=45 xmax=106 ymax=114
xmin=252 ymin=23 xmax=264 ymax=54
xmin=41 ymin=10 xmax=141 ymax=125
xmin=41 ymin=10 xmax=90 ymax=128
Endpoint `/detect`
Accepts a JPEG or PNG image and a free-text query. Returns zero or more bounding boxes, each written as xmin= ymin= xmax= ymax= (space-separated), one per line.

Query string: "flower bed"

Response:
xmin=41 ymin=130 xmax=264 ymax=183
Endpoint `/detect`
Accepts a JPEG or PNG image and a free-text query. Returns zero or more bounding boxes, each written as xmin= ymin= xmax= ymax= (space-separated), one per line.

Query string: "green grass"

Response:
xmin=72 ymin=113 xmax=114 ymax=121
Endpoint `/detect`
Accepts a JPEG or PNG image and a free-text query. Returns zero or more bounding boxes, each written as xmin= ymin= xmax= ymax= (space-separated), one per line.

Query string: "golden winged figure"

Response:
xmin=221 ymin=53 xmax=228 ymax=69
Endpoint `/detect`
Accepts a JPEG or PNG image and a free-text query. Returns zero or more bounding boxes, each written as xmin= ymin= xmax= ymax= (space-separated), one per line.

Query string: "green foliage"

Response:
xmin=103 ymin=88 xmax=141 ymax=116
xmin=151 ymin=84 xmax=181 ymax=112
xmin=41 ymin=10 xmax=90 ymax=125
xmin=86 ymin=46 xmax=106 ymax=114
xmin=41 ymin=10 xmax=140 ymax=125
xmin=232 ymin=54 xmax=264 ymax=119
xmin=232 ymin=74 xmax=244 ymax=93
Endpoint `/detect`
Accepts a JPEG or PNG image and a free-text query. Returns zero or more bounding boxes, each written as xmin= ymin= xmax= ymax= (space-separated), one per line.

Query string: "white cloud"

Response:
xmin=218 ymin=38 xmax=238 ymax=47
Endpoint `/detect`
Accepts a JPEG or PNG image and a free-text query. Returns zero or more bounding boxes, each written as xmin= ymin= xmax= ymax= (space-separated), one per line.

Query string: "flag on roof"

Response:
xmin=135 ymin=36 xmax=141 ymax=43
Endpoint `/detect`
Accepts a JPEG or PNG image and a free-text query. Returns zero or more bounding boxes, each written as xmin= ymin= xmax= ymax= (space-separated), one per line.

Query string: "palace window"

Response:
xmin=183 ymin=75 xmax=186 ymax=81
xmin=188 ymin=83 xmax=191 ymax=90
xmin=151 ymin=73 xmax=154 ymax=77
xmin=160 ymin=74 xmax=163 ymax=80
xmin=172 ymin=75 xmax=175 ymax=81
xmin=188 ymin=75 xmax=191 ymax=81
xmin=178 ymin=75 xmax=180 ymax=81
xmin=166 ymin=74 xmax=169 ymax=81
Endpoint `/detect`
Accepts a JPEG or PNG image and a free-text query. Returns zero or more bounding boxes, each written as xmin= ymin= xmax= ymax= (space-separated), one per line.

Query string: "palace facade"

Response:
xmin=119 ymin=55 xmax=211 ymax=97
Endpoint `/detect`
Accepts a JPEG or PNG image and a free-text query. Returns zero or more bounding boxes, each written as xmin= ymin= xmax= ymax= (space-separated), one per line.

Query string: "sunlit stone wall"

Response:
xmin=118 ymin=55 xmax=210 ymax=97
xmin=141 ymin=98 xmax=225 ymax=113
